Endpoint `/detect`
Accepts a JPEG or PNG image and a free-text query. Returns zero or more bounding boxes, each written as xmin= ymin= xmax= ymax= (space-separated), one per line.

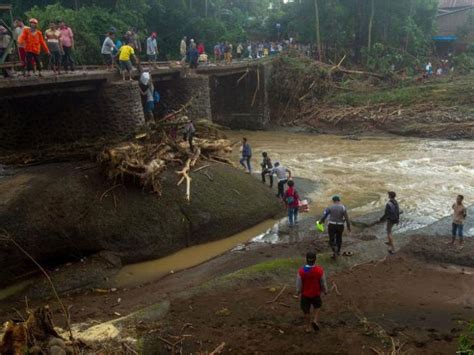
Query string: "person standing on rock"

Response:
xmin=296 ymin=251 xmax=328 ymax=332
xmin=450 ymin=194 xmax=467 ymax=247
xmin=271 ymin=162 xmax=291 ymax=198
xmin=284 ymin=180 xmax=300 ymax=227
xmin=261 ymin=152 xmax=273 ymax=187
xmin=319 ymin=195 xmax=351 ymax=259
xmin=379 ymin=191 xmax=400 ymax=255
xmin=239 ymin=138 xmax=252 ymax=174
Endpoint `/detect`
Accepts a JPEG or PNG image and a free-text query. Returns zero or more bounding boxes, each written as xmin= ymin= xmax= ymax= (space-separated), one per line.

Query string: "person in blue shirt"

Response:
xmin=240 ymin=137 xmax=252 ymax=174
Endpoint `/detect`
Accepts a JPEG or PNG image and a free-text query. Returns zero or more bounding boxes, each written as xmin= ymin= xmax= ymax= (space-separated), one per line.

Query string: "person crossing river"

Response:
xmin=271 ymin=162 xmax=292 ymax=198
xmin=318 ymin=195 xmax=351 ymax=259
xmin=261 ymin=152 xmax=273 ymax=187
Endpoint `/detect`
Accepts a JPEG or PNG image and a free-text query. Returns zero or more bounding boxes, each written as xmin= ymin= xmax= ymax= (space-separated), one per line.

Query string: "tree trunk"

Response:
xmin=405 ymin=0 xmax=415 ymax=52
xmin=367 ymin=0 xmax=375 ymax=65
xmin=314 ymin=0 xmax=322 ymax=61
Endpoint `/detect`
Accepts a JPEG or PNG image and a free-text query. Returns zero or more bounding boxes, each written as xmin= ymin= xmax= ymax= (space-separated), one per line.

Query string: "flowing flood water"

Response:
xmin=114 ymin=132 xmax=474 ymax=288
xmin=227 ymin=131 xmax=474 ymax=225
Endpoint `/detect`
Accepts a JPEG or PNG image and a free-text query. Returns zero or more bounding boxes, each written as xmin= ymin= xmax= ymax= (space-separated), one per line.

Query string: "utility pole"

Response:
xmin=205 ymin=0 xmax=208 ymax=17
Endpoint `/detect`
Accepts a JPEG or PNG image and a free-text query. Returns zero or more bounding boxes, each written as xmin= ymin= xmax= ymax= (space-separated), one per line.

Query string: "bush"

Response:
xmin=458 ymin=320 xmax=474 ymax=355
xmin=453 ymin=53 xmax=474 ymax=75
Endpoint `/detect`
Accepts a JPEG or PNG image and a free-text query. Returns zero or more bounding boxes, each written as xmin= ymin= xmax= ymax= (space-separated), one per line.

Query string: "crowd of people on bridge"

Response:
xmin=2 ymin=18 xmax=75 ymax=77
xmin=1 ymin=14 xmax=311 ymax=79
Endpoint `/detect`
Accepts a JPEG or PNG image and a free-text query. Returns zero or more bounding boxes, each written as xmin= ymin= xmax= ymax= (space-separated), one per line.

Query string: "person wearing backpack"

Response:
xmin=284 ymin=180 xmax=300 ymax=227
xmin=318 ymin=195 xmax=351 ymax=259
xmin=379 ymin=191 xmax=400 ymax=255
xmin=139 ymin=72 xmax=155 ymax=123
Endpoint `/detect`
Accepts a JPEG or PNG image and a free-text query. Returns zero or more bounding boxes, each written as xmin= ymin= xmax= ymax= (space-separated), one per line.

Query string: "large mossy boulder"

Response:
xmin=0 ymin=162 xmax=281 ymax=287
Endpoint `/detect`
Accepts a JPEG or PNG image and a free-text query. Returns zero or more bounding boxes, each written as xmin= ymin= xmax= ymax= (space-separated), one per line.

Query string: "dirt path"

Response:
xmin=145 ymin=252 xmax=474 ymax=354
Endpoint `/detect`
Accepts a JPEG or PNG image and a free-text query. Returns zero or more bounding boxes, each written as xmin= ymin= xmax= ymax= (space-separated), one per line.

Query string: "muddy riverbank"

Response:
xmin=0 ymin=161 xmax=282 ymax=288
xmin=1 ymin=225 xmax=472 ymax=354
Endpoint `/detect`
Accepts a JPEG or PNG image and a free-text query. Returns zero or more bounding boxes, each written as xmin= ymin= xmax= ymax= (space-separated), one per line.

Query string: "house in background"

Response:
xmin=434 ymin=0 xmax=474 ymax=53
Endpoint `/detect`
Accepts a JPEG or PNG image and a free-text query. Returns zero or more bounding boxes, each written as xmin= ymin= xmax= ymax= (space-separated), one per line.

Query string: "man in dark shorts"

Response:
xmin=296 ymin=252 xmax=328 ymax=332
xmin=379 ymin=191 xmax=400 ymax=254
xmin=318 ymin=195 xmax=351 ymax=259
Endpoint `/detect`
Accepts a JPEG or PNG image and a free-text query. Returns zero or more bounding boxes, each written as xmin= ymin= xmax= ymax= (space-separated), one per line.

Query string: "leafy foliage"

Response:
xmin=10 ymin=0 xmax=442 ymax=68
xmin=458 ymin=320 xmax=474 ymax=355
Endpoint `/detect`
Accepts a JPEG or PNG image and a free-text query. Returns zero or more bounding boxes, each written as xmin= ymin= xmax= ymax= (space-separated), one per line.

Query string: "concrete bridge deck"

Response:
xmin=0 ymin=58 xmax=272 ymax=149
xmin=0 ymin=58 xmax=268 ymax=91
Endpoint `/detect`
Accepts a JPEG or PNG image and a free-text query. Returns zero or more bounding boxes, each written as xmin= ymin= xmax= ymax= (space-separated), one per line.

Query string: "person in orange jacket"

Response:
xmin=18 ymin=18 xmax=50 ymax=77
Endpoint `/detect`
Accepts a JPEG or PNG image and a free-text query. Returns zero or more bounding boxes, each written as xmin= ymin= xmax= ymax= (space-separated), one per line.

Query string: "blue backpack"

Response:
xmin=153 ymin=91 xmax=161 ymax=104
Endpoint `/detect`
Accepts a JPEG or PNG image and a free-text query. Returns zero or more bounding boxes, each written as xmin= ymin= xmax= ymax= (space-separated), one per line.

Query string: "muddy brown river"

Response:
xmin=114 ymin=132 xmax=474 ymax=287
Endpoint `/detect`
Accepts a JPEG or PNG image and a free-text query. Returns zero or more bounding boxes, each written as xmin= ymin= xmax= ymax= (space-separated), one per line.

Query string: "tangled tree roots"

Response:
xmin=0 ymin=306 xmax=77 ymax=355
xmin=98 ymin=134 xmax=233 ymax=200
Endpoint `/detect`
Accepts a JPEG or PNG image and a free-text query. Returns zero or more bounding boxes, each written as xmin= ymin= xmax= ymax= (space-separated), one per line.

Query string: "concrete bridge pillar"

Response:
xmin=208 ymin=64 xmax=270 ymax=130
xmin=99 ymin=81 xmax=145 ymax=134
xmin=0 ymin=80 xmax=145 ymax=150
xmin=153 ymin=75 xmax=211 ymax=122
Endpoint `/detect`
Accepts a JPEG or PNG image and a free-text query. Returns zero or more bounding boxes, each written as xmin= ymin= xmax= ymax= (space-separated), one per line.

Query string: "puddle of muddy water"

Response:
xmin=114 ymin=218 xmax=279 ymax=288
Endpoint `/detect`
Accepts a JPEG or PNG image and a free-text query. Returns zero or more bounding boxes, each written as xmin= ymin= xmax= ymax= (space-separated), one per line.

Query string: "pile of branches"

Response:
xmin=0 ymin=306 xmax=80 ymax=354
xmin=98 ymin=131 xmax=233 ymax=201
xmin=269 ymin=53 xmax=393 ymax=124
xmin=292 ymin=102 xmax=445 ymax=129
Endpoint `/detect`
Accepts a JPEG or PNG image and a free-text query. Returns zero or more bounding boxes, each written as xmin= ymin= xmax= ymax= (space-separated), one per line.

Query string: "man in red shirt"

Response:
xmin=296 ymin=251 xmax=328 ymax=332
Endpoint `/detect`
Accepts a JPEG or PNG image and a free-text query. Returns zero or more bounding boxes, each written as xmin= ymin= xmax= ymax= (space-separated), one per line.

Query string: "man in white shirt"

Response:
xmin=271 ymin=162 xmax=292 ymax=198
xmin=147 ymin=32 xmax=158 ymax=65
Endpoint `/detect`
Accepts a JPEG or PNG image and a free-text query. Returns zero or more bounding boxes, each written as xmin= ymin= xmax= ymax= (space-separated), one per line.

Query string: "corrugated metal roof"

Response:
xmin=439 ymin=0 xmax=474 ymax=9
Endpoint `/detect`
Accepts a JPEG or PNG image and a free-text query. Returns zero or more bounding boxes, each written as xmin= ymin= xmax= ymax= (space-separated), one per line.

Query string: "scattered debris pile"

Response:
xmin=0 ymin=306 xmax=79 ymax=355
xmin=269 ymin=53 xmax=393 ymax=124
xmin=294 ymin=102 xmax=438 ymax=129
xmin=98 ymin=127 xmax=233 ymax=200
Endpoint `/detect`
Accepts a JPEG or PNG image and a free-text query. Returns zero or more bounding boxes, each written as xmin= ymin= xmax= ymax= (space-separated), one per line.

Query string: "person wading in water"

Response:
xmin=319 ymin=195 xmax=351 ymax=259
xmin=379 ymin=191 xmax=400 ymax=255
xmin=239 ymin=138 xmax=252 ymax=174
xmin=284 ymin=180 xmax=300 ymax=227
xmin=296 ymin=252 xmax=328 ymax=333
